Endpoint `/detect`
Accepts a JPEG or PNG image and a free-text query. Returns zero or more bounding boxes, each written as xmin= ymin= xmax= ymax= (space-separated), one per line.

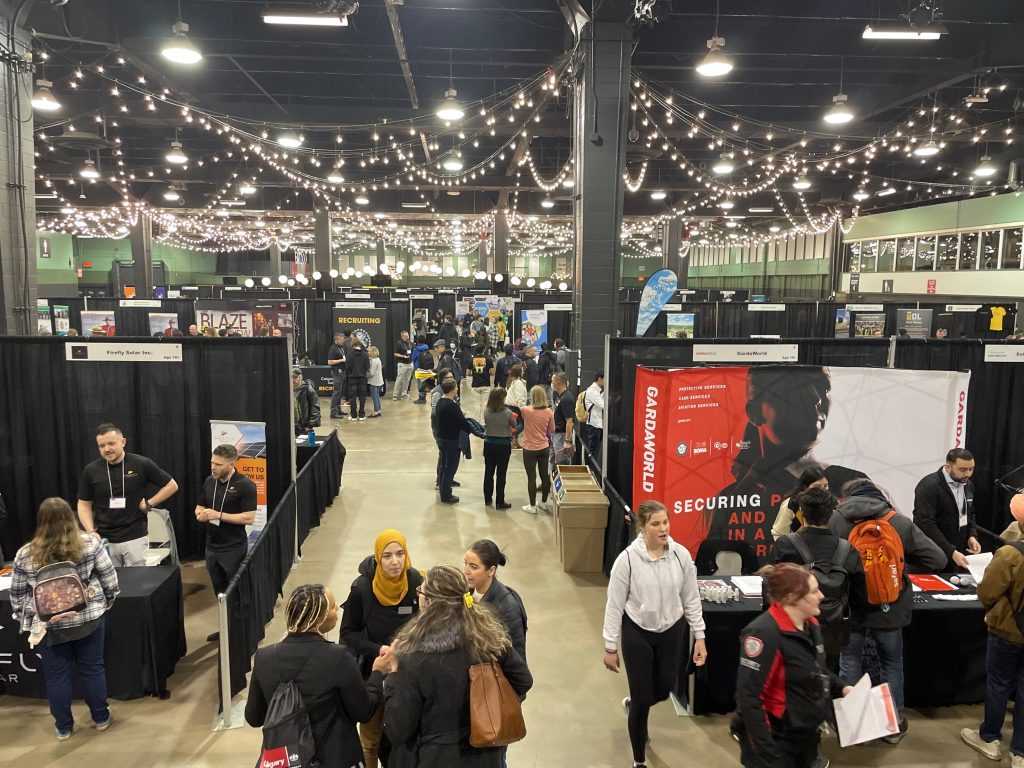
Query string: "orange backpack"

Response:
xmin=847 ymin=510 xmax=905 ymax=605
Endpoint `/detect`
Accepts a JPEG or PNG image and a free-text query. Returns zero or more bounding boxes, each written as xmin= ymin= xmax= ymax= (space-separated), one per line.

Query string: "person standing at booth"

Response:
xmin=393 ymin=330 xmax=414 ymax=401
xmin=328 ymin=331 xmax=348 ymax=419
xmin=10 ymin=497 xmax=120 ymax=741
xmin=77 ymin=423 xmax=178 ymax=567
xmin=603 ymin=500 xmax=707 ymax=768
xmin=195 ymin=443 xmax=256 ymax=641
xmin=913 ymin=447 xmax=980 ymax=570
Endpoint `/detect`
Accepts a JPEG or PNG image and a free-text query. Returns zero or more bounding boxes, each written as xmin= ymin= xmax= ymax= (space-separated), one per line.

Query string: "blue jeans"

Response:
xmin=438 ymin=438 xmax=461 ymax=500
xmin=839 ymin=627 xmax=905 ymax=715
xmin=981 ymin=633 xmax=1024 ymax=755
xmin=369 ymin=385 xmax=382 ymax=413
xmin=38 ymin=617 xmax=109 ymax=733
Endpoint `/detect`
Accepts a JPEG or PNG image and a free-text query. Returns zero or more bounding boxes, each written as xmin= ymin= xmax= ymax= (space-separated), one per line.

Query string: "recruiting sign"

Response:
xmin=633 ymin=365 xmax=970 ymax=559
xmin=333 ymin=306 xmax=391 ymax=375
xmin=211 ymin=420 xmax=269 ymax=539
xmin=195 ymin=301 xmax=293 ymax=337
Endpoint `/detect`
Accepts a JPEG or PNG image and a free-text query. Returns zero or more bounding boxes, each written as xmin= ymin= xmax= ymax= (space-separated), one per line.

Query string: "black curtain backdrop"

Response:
xmin=0 ymin=337 xmax=293 ymax=559
xmin=296 ymin=431 xmax=343 ymax=553
xmin=50 ymin=299 xmax=198 ymax=337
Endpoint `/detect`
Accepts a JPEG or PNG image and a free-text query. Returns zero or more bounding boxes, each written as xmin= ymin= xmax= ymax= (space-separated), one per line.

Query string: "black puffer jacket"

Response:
xmin=479 ymin=577 xmax=527 ymax=661
xmin=340 ymin=555 xmax=424 ymax=678
xmin=346 ymin=346 xmax=370 ymax=379
xmin=828 ymin=495 xmax=946 ymax=630
xmin=294 ymin=380 xmax=321 ymax=431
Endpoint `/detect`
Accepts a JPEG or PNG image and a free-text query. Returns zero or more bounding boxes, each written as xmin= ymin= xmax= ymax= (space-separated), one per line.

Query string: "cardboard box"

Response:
xmin=558 ymin=499 xmax=608 ymax=528
xmin=560 ymin=527 xmax=606 ymax=573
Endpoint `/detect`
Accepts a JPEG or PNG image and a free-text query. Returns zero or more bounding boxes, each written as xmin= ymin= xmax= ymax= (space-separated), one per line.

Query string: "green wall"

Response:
xmin=36 ymin=233 xmax=76 ymax=287
xmin=845 ymin=192 xmax=1024 ymax=240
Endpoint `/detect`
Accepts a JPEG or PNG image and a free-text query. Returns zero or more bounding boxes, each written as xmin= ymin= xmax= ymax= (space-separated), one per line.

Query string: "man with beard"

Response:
xmin=708 ymin=366 xmax=866 ymax=552
xmin=913 ymin=448 xmax=979 ymax=571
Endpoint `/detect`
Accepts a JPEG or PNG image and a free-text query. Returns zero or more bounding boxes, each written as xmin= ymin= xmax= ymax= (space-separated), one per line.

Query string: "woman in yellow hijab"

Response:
xmin=340 ymin=529 xmax=422 ymax=768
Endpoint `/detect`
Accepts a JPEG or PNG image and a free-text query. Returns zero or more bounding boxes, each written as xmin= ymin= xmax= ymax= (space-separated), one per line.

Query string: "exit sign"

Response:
xmin=82 ymin=261 xmax=93 ymax=269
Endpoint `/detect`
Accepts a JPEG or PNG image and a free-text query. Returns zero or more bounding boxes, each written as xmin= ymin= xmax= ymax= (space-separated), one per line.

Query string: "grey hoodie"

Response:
xmin=829 ymin=495 xmax=946 ymax=630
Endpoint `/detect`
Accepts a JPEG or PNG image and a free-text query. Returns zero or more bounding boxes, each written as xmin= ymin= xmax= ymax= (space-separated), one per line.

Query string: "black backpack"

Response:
xmin=782 ymin=534 xmax=852 ymax=627
xmin=255 ymin=650 xmax=320 ymax=768
xmin=418 ymin=350 xmax=435 ymax=370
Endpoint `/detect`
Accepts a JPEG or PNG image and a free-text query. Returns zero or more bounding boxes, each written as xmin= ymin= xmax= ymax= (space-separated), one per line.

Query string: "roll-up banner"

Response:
xmin=211 ymin=420 xmax=268 ymax=543
xmin=634 ymin=365 xmax=970 ymax=560
xmin=333 ymin=306 xmax=391 ymax=365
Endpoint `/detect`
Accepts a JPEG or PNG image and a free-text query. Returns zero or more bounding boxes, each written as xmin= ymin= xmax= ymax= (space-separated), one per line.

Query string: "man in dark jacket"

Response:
xmin=522 ymin=345 xmax=540 ymax=390
xmin=435 ymin=380 xmax=471 ymax=504
xmin=327 ymin=331 xmax=348 ymax=419
xmin=345 ymin=340 xmax=371 ymax=421
xmin=493 ymin=344 xmax=515 ymax=388
xmin=439 ymin=317 xmax=459 ymax=350
xmin=829 ymin=480 xmax=946 ymax=743
xmin=962 ymin=529 xmax=1024 ymax=762
xmin=293 ymin=367 xmax=321 ymax=434
xmin=770 ymin=487 xmax=864 ymax=671
xmin=913 ymin=447 xmax=979 ymax=571
xmin=537 ymin=342 xmax=557 ymax=390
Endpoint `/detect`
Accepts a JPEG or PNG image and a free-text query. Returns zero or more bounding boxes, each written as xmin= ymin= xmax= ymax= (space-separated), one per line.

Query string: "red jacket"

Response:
xmin=733 ymin=604 xmax=842 ymax=768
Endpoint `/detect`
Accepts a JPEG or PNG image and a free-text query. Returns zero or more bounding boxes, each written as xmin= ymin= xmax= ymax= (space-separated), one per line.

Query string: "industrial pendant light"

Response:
xmin=441 ymin=150 xmax=464 ymax=172
xmin=975 ymin=155 xmax=997 ymax=178
xmin=165 ymin=139 xmax=188 ymax=164
xmin=161 ymin=2 xmax=202 ymax=65
xmin=436 ymin=49 xmax=464 ymax=121
xmin=914 ymin=140 xmax=940 ymax=157
xmin=277 ymin=130 xmax=303 ymax=149
xmin=712 ymin=153 xmax=735 ymax=175
xmin=31 ymin=79 xmax=61 ymax=112
xmin=79 ymin=157 xmax=100 ymax=180
xmin=823 ymin=57 xmax=854 ymax=125
xmin=792 ymin=175 xmax=812 ymax=190
xmin=695 ymin=0 xmax=733 ymax=78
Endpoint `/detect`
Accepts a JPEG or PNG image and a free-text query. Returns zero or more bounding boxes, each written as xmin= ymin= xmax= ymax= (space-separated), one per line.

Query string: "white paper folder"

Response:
xmin=833 ymin=674 xmax=900 ymax=747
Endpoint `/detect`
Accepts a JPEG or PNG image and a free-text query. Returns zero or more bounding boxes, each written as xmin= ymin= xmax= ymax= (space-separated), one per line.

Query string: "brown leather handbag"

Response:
xmin=468 ymin=662 xmax=527 ymax=747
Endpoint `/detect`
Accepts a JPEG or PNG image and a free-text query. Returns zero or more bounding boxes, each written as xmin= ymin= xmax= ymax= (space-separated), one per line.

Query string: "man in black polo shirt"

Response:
xmin=77 ymin=423 xmax=179 ymax=567
xmin=327 ymin=331 xmax=348 ymax=419
xmin=551 ymin=372 xmax=575 ymax=467
xmin=196 ymin=443 xmax=257 ymax=641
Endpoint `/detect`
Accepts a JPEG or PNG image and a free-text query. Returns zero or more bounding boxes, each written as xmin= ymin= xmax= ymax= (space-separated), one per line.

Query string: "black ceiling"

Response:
xmin=25 ymin=0 xmax=1024 ymax=242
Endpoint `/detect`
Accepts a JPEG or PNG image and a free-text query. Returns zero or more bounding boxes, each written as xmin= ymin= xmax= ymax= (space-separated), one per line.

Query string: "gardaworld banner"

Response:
xmin=633 ymin=365 xmax=970 ymax=560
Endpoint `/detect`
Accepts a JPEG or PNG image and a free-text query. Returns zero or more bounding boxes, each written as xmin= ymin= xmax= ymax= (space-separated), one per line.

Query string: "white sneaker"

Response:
xmin=521 ymin=504 xmax=538 ymax=515
xmin=961 ymin=728 xmax=1002 ymax=761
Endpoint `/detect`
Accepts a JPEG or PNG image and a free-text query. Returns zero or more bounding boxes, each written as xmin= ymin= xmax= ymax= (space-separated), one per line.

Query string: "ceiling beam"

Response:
xmin=382 ymin=0 xmax=420 ymax=110
xmin=225 ymin=56 xmax=289 ymax=115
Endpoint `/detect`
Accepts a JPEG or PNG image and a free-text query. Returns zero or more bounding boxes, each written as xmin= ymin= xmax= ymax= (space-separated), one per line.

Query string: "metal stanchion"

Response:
xmin=293 ymin=488 xmax=301 ymax=565
xmin=212 ymin=593 xmax=245 ymax=731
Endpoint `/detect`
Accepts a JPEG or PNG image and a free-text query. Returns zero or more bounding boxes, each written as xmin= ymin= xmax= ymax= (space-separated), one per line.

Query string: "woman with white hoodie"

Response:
xmin=602 ymin=500 xmax=708 ymax=768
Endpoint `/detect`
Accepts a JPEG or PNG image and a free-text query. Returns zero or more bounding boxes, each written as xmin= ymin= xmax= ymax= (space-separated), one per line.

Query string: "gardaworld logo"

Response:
xmin=955 ymin=390 xmax=966 ymax=447
xmin=641 ymin=386 xmax=659 ymax=492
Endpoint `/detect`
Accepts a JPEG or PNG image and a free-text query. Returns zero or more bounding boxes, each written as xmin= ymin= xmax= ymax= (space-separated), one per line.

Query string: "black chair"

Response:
xmin=695 ymin=539 xmax=760 ymax=576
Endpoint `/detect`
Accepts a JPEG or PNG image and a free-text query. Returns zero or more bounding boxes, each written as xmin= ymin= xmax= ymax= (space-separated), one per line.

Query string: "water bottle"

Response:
xmin=307 ymin=429 xmax=316 ymax=446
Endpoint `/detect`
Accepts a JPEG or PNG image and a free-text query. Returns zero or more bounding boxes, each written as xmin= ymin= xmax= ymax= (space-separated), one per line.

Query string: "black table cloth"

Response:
xmin=0 ymin=565 xmax=186 ymax=700
xmin=679 ymin=582 xmax=987 ymax=715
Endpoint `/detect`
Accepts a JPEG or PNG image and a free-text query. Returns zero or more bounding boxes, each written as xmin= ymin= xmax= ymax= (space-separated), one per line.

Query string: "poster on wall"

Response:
xmin=211 ymin=420 xmax=268 ymax=542
xmin=334 ymin=306 xmax=391 ymax=371
xmin=195 ymin=301 xmax=293 ymax=337
xmin=853 ymin=313 xmax=886 ymax=337
xmin=896 ymin=308 xmax=933 ymax=338
xmin=636 ymin=269 xmax=679 ymax=336
xmin=520 ymin=309 xmax=548 ymax=350
xmin=53 ymin=305 xmax=70 ymax=336
xmin=666 ymin=313 xmax=695 ymax=339
xmin=633 ymin=365 xmax=970 ymax=560
xmin=36 ymin=300 xmax=52 ymax=335
xmin=834 ymin=309 xmax=851 ymax=338
xmin=80 ymin=311 xmax=116 ymax=337
xmin=148 ymin=312 xmax=180 ymax=336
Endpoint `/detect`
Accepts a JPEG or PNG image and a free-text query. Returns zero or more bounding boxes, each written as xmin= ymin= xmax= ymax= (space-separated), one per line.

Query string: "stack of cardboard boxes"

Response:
xmin=552 ymin=465 xmax=608 ymax=573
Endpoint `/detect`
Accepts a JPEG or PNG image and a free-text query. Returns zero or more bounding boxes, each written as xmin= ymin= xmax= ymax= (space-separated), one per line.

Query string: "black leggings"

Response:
xmin=522 ymin=447 xmax=550 ymax=506
xmin=621 ymin=615 xmax=685 ymax=764
xmin=483 ymin=441 xmax=511 ymax=504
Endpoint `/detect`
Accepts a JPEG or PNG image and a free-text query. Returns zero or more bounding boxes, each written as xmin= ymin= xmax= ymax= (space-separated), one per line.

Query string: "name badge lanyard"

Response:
xmin=107 ymin=460 xmax=125 ymax=504
xmin=214 ymin=470 xmax=235 ymax=516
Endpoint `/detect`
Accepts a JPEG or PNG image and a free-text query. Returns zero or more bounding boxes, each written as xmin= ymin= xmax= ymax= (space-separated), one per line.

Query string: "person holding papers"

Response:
xmin=733 ymin=563 xmax=852 ymax=768
xmin=961 ymin=494 xmax=1024 ymax=766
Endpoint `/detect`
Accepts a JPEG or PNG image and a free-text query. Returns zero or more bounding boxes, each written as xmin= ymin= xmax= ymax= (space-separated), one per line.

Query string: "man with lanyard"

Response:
xmin=550 ymin=372 xmax=575 ymax=468
xmin=327 ymin=331 xmax=348 ymax=419
xmin=393 ymin=329 xmax=414 ymax=401
xmin=196 ymin=443 xmax=257 ymax=640
xmin=913 ymin=447 xmax=980 ymax=571
xmin=77 ymin=423 xmax=179 ymax=567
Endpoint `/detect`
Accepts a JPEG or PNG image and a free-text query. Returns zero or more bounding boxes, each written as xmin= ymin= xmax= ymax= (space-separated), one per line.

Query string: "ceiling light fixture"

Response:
xmin=526 ymin=277 xmax=536 ymax=288
xmin=31 ymin=79 xmax=61 ymax=112
xmin=769 ymin=225 xmax=781 ymax=233
xmin=326 ymin=170 xmax=345 ymax=184
xmin=278 ymin=275 xmax=289 ymax=284
xmin=244 ymin=278 xmax=255 ymax=288
xmin=510 ymin=275 xmax=522 ymax=286
xmin=162 ymin=186 xmax=180 ymax=201
xmin=712 ymin=154 xmax=735 ymax=175
xmin=975 ymin=155 xmax=997 ymax=178
xmin=913 ymin=139 xmax=940 ymax=157
xmin=277 ymin=130 xmax=303 ymax=149
xmin=262 ymin=10 xmax=348 ymax=26
xmin=436 ymin=49 xmax=464 ymax=121
xmin=853 ymin=190 xmax=870 ymax=201
xmin=261 ymin=277 xmax=272 ymax=286
xmin=718 ymin=199 xmax=735 ymax=210
xmin=862 ymin=21 xmax=946 ymax=40
xmin=160 ymin=3 xmax=202 ymax=66
xmin=562 ymin=178 xmax=575 ymax=188
xmin=558 ymin=281 xmax=568 ymax=291
xmin=312 ymin=271 xmax=322 ymax=281
xmin=792 ymin=175 xmax=812 ymax=190
xmin=461 ymin=268 xmax=471 ymax=278
xmin=649 ymin=190 xmax=667 ymax=200
xmin=165 ymin=140 xmax=188 ymax=164
xmin=748 ymin=207 xmax=774 ymax=213
xmin=79 ymin=158 xmax=100 ymax=180
xmin=441 ymin=151 xmax=464 ymax=172
xmin=239 ymin=182 xmax=257 ymax=195
xmin=354 ymin=194 xmax=369 ymax=205
xmin=540 ymin=197 xmax=555 ymax=209
xmin=824 ymin=93 xmax=854 ymax=125
xmin=329 ymin=269 xmax=339 ymax=278
xmin=877 ymin=186 xmax=897 ymax=197
xmin=696 ymin=37 xmax=733 ymax=77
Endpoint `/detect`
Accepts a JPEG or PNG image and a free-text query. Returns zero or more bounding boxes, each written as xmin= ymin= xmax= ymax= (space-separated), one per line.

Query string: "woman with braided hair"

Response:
xmin=245 ymin=584 xmax=393 ymax=768
xmin=383 ymin=565 xmax=533 ymax=768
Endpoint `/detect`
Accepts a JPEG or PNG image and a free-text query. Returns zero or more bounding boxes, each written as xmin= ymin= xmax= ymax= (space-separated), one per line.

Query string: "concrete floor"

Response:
xmin=0 ymin=396 xmax=994 ymax=767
